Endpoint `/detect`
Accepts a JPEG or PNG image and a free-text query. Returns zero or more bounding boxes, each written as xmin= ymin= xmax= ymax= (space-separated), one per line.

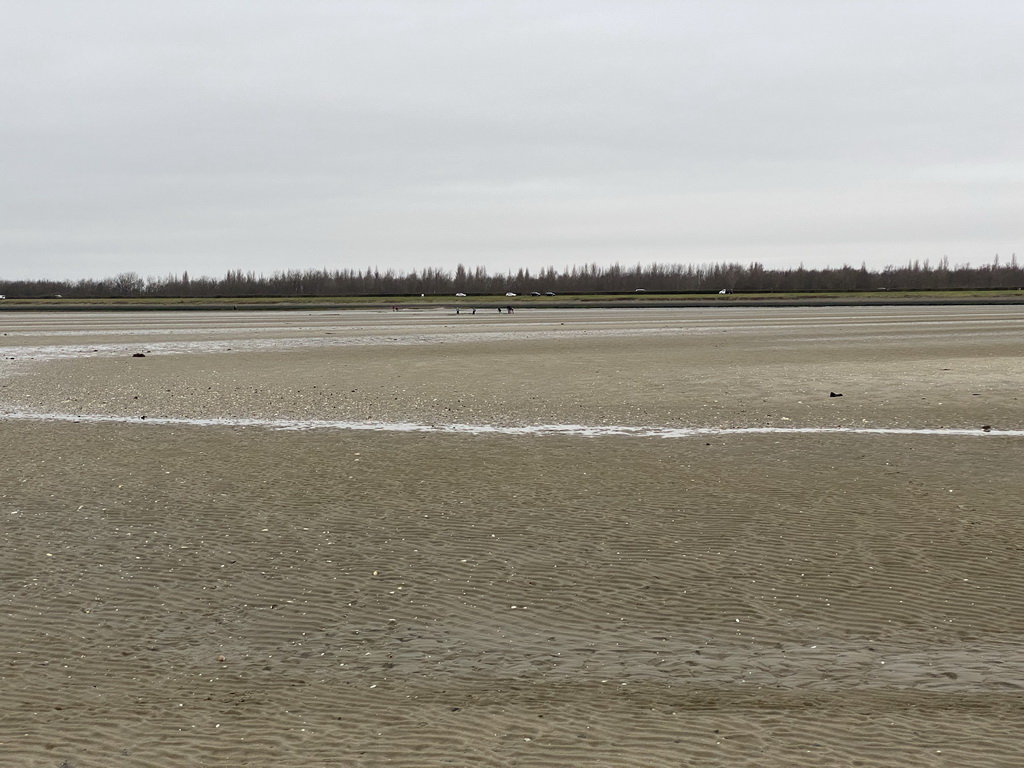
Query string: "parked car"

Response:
xmin=505 ymin=292 xmax=517 ymax=297
xmin=545 ymin=292 xmax=556 ymax=296
xmin=455 ymin=292 xmax=466 ymax=297
xmin=529 ymin=291 xmax=540 ymax=296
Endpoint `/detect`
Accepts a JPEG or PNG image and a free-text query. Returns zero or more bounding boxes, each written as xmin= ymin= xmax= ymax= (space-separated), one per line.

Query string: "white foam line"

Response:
xmin=2 ymin=410 xmax=1021 ymax=437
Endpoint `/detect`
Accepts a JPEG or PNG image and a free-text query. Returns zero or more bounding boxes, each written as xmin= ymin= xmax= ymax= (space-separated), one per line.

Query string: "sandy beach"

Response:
xmin=2 ymin=305 xmax=1024 ymax=766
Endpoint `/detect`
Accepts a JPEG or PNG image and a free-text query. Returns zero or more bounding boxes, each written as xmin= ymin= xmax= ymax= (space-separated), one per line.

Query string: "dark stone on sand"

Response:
xmin=132 ymin=353 xmax=146 ymax=358
xmin=829 ymin=392 xmax=843 ymax=397
xmin=982 ymin=425 xmax=992 ymax=432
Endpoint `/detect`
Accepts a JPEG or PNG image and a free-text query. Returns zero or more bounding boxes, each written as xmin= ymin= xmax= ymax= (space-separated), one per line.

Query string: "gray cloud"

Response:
xmin=2 ymin=0 xmax=1022 ymax=280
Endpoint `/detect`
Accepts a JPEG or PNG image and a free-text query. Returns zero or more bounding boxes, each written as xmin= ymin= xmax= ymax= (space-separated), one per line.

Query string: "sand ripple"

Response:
xmin=3 ymin=423 xmax=1024 ymax=766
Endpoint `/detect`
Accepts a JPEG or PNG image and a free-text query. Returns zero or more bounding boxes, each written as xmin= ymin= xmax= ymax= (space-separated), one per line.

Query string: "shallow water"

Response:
xmin=2 ymin=408 xmax=1022 ymax=437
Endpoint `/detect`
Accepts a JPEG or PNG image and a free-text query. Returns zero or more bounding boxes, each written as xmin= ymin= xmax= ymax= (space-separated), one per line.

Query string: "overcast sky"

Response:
xmin=3 ymin=1 xmax=1023 ymax=281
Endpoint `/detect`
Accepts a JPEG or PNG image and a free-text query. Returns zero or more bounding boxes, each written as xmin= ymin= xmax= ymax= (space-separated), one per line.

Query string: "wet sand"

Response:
xmin=2 ymin=306 xmax=1024 ymax=767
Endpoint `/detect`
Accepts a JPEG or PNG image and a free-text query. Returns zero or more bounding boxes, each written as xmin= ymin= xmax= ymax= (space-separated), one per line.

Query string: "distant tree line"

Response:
xmin=2 ymin=256 xmax=1022 ymax=299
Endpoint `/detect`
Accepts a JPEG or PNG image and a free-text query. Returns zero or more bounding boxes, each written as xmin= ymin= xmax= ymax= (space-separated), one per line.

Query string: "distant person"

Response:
xmin=506 ymin=305 xmax=514 ymax=314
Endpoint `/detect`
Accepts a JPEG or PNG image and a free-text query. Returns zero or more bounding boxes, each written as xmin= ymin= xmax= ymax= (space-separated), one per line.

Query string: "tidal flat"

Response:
xmin=2 ymin=306 xmax=1023 ymax=767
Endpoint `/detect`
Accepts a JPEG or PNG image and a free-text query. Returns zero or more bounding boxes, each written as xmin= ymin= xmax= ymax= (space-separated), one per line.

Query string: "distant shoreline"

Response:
xmin=3 ymin=289 xmax=1024 ymax=311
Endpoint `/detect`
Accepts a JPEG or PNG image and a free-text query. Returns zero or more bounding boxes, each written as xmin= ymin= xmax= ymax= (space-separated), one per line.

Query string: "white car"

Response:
xmin=455 ymin=292 xmax=466 ymax=297
xmin=505 ymin=292 xmax=517 ymax=297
